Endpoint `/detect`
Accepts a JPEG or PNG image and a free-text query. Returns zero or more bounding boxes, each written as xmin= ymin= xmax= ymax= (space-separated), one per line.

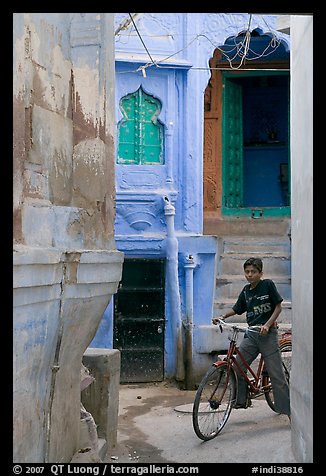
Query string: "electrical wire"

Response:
xmin=116 ymin=13 xmax=289 ymax=75
xmin=128 ymin=13 xmax=156 ymax=65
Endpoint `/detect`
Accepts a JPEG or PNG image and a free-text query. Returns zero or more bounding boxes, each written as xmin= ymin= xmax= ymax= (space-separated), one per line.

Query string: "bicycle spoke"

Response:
xmin=193 ymin=364 xmax=236 ymax=440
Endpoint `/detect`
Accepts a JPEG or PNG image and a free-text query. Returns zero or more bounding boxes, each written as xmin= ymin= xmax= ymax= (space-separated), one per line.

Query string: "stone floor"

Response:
xmin=107 ymin=380 xmax=295 ymax=464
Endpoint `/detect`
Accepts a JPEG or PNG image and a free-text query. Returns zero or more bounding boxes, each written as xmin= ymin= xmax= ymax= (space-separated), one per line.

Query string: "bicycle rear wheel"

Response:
xmin=192 ymin=362 xmax=236 ymax=440
xmin=263 ymin=341 xmax=292 ymax=412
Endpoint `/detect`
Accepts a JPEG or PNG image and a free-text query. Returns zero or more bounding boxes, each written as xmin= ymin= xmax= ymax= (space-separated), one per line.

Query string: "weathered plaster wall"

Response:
xmin=13 ymin=13 xmax=123 ymax=463
xmin=14 ymin=13 xmax=116 ymax=251
xmin=290 ymin=15 xmax=313 ymax=463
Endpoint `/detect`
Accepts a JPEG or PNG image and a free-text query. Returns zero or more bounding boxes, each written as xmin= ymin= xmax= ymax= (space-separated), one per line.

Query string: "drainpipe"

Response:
xmin=165 ymin=122 xmax=174 ymax=189
xmin=184 ymin=254 xmax=196 ymax=389
xmin=163 ymin=196 xmax=185 ymax=381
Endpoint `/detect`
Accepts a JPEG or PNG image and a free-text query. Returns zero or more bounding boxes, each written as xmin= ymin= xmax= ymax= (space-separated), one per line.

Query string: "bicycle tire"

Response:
xmin=263 ymin=341 xmax=292 ymax=412
xmin=192 ymin=362 xmax=236 ymax=440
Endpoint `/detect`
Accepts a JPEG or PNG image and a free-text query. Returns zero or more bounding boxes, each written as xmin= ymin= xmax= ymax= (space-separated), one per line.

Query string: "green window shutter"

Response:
xmin=117 ymin=87 xmax=164 ymax=165
xmin=222 ymin=78 xmax=243 ymax=208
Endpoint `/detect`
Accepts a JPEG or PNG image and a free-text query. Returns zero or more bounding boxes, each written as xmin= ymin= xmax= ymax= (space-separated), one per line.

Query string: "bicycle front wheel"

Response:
xmin=263 ymin=341 xmax=292 ymax=412
xmin=192 ymin=362 xmax=236 ymax=441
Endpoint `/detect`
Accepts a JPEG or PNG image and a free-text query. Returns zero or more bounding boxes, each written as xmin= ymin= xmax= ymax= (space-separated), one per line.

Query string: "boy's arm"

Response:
xmin=212 ymin=287 xmax=246 ymax=325
xmin=260 ymin=302 xmax=282 ymax=334
xmin=212 ymin=309 xmax=236 ymax=325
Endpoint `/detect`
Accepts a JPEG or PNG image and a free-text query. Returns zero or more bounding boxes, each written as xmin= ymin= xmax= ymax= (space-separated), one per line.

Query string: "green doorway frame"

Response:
xmin=221 ymin=70 xmax=290 ymax=218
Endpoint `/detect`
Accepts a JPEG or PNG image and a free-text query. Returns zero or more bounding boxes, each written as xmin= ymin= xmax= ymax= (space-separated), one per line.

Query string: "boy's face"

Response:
xmin=244 ymin=265 xmax=262 ymax=287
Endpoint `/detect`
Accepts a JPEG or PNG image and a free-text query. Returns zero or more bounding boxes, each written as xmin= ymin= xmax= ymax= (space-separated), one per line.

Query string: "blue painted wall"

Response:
xmin=92 ymin=13 xmax=287 ymax=379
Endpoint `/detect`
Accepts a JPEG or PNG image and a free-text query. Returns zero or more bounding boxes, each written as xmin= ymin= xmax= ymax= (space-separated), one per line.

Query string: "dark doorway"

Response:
xmin=223 ymin=73 xmax=290 ymax=212
xmin=113 ymin=258 xmax=165 ymax=383
xmin=203 ymin=29 xmax=290 ymax=222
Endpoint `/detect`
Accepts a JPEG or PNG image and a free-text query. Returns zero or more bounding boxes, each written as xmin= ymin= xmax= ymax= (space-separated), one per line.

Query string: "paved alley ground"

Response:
xmin=107 ymin=381 xmax=296 ymax=465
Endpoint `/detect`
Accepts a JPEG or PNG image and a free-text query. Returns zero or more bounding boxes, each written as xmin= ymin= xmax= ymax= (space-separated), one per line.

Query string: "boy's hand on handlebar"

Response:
xmin=212 ymin=316 xmax=225 ymax=325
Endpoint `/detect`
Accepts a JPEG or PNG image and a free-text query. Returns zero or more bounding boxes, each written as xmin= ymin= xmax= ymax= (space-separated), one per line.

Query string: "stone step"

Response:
xmin=213 ymin=299 xmax=292 ymax=324
xmin=221 ymin=236 xmax=291 ymax=255
xmin=213 ymin=235 xmax=292 ymax=326
xmin=215 ymin=274 xmax=291 ymax=301
xmin=214 ymin=297 xmax=292 ymax=308
xmin=195 ymin=322 xmax=292 ymax=354
xmin=218 ymin=253 xmax=290 ymax=276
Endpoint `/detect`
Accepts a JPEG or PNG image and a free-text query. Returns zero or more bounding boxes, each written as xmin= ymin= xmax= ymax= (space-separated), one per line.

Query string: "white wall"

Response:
xmin=290 ymin=15 xmax=313 ymax=463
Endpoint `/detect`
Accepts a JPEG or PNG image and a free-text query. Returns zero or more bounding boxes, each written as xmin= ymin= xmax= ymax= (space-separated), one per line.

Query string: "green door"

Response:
xmin=222 ymin=78 xmax=243 ymax=209
xmin=117 ymin=87 xmax=164 ymax=165
xmin=114 ymin=259 xmax=165 ymax=383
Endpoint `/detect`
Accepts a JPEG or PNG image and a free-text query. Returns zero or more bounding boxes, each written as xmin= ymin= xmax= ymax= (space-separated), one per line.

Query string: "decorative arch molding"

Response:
xmin=196 ymin=14 xmax=290 ymax=94
xmin=202 ymin=23 xmax=290 ymax=219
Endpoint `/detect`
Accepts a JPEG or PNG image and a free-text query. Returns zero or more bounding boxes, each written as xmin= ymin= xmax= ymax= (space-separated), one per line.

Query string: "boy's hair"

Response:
xmin=243 ymin=257 xmax=263 ymax=273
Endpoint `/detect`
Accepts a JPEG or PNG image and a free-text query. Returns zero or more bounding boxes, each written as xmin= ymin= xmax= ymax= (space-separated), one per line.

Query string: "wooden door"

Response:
xmin=114 ymin=258 xmax=165 ymax=383
xmin=222 ymin=77 xmax=243 ymax=209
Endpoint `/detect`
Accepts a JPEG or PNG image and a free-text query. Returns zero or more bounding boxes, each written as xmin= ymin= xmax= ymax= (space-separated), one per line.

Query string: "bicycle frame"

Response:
xmin=229 ymin=336 xmax=266 ymax=396
xmin=209 ymin=320 xmax=292 ymax=406
xmin=192 ymin=319 xmax=292 ymax=441
xmin=213 ymin=326 xmax=272 ymax=398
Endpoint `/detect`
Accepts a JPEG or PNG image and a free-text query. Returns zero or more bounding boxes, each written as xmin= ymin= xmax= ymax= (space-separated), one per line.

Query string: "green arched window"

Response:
xmin=117 ymin=87 xmax=164 ymax=165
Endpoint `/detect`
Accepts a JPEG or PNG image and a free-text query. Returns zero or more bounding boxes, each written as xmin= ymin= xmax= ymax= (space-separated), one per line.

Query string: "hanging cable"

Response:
xmin=116 ymin=13 xmax=288 ymax=75
xmin=128 ymin=13 xmax=156 ymax=65
xmin=115 ymin=13 xmax=144 ymax=36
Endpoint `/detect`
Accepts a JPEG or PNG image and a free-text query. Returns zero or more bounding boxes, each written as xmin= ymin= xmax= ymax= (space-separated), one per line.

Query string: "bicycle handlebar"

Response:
xmin=214 ymin=317 xmax=261 ymax=334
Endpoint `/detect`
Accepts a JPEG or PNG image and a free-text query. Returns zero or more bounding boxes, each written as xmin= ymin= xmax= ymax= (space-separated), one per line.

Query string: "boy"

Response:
xmin=212 ymin=257 xmax=290 ymax=416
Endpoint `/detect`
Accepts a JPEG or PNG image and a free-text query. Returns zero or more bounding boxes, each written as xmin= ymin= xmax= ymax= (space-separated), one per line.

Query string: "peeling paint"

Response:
xmin=13 ymin=13 xmax=120 ymax=464
xmin=72 ymin=137 xmax=109 ymax=208
xmin=13 ymin=35 xmax=26 ymax=100
xmin=74 ymin=65 xmax=101 ymax=127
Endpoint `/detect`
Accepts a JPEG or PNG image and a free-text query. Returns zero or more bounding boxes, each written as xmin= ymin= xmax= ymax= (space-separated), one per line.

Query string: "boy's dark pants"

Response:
xmin=234 ymin=327 xmax=291 ymax=415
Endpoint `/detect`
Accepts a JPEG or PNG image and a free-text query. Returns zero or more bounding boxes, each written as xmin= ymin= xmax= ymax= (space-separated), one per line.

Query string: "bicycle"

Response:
xmin=192 ymin=318 xmax=292 ymax=441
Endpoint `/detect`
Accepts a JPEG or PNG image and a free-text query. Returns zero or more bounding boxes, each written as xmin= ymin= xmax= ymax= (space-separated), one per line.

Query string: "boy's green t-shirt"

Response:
xmin=232 ymin=279 xmax=283 ymax=326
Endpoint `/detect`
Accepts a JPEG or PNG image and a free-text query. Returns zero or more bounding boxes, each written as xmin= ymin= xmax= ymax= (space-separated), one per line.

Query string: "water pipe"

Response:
xmin=163 ymin=196 xmax=185 ymax=381
xmin=184 ymin=254 xmax=196 ymax=389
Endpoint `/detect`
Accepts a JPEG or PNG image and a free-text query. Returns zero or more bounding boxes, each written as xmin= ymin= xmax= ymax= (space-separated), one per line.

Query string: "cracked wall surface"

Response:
xmin=14 ymin=13 xmax=116 ymax=251
xmin=13 ymin=13 xmax=123 ymax=463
